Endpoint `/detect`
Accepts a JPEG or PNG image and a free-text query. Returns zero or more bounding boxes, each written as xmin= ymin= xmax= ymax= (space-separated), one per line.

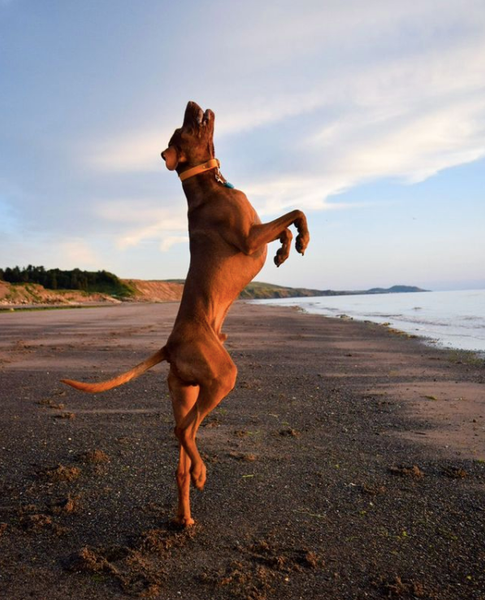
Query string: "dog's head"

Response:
xmin=161 ymin=101 xmax=215 ymax=172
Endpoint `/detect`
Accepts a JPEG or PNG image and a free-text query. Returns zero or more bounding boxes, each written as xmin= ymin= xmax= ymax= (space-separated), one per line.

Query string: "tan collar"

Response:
xmin=179 ymin=158 xmax=220 ymax=182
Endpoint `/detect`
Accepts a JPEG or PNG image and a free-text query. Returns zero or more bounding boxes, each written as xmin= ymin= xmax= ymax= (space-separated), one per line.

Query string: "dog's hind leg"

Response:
xmin=168 ymin=369 xmax=199 ymax=527
xmin=171 ymin=344 xmax=237 ymax=491
xmin=178 ymin=367 xmax=237 ymax=490
xmin=174 ymin=446 xmax=194 ymax=527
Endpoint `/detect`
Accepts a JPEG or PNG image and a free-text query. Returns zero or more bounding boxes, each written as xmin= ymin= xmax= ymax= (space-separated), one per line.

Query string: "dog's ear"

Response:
xmin=161 ymin=146 xmax=187 ymax=171
xmin=183 ymin=101 xmax=204 ymax=128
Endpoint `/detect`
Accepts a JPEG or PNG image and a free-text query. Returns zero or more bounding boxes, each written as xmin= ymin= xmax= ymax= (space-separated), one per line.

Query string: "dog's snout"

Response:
xmin=161 ymin=146 xmax=179 ymax=171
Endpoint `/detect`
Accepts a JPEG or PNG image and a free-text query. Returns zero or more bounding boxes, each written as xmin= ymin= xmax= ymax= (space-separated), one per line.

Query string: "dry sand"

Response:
xmin=0 ymin=302 xmax=484 ymax=599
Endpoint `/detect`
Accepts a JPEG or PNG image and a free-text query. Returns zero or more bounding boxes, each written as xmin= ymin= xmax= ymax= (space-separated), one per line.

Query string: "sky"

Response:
xmin=1 ymin=0 xmax=484 ymax=292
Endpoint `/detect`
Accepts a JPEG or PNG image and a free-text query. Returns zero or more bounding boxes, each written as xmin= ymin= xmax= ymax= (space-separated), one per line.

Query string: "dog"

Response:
xmin=62 ymin=101 xmax=310 ymax=526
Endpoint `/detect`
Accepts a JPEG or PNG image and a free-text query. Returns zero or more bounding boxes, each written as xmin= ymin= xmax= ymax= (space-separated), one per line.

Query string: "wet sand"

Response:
xmin=0 ymin=302 xmax=484 ymax=599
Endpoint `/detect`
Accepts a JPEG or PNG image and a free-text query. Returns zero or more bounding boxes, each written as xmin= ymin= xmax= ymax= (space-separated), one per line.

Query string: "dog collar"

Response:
xmin=179 ymin=158 xmax=235 ymax=188
xmin=179 ymin=159 xmax=220 ymax=182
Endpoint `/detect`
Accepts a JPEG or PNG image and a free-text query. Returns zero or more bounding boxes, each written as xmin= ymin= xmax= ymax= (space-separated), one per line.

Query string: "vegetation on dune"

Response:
xmin=0 ymin=266 xmax=135 ymax=298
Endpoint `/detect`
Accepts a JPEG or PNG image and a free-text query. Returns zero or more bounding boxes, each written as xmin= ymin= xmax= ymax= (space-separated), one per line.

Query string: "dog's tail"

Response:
xmin=61 ymin=347 xmax=167 ymax=394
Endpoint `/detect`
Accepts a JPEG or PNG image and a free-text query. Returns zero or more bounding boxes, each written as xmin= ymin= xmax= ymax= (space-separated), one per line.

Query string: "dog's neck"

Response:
xmin=181 ymin=168 xmax=220 ymax=201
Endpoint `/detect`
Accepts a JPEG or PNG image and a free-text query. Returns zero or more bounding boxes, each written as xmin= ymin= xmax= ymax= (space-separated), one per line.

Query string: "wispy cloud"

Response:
xmin=79 ymin=2 xmax=485 ymax=217
xmin=159 ymin=235 xmax=189 ymax=252
xmin=84 ymin=131 xmax=170 ymax=173
xmin=93 ymin=200 xmax=187 ymax=251
xmin=58 ymin=239 xmax=100 ymax=268
xmin=237 ymin=21 xmax=485 ymax=213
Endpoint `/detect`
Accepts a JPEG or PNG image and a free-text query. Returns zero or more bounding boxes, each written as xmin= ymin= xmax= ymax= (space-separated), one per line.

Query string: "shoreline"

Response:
xmin=250 ymin=290 xmax=485 ymax=357
xmin=4 ymin=295 xmax=485 ymax=358
xmin=0 ymin=301 xmax=484 ymax=598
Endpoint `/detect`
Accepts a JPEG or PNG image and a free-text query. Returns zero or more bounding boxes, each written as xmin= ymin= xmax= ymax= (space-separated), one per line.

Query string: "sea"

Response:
xmin=253 ymin=289 xmax=485 ymax=355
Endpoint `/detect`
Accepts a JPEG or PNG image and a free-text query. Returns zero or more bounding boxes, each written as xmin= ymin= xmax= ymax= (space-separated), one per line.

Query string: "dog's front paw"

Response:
xmin=274 ymin=247 xmax=289 ymax=267
xmin=274 ymin=228 xmax=292 ymax=267
xmin=295 ymin=232 xmax=310 ymax=255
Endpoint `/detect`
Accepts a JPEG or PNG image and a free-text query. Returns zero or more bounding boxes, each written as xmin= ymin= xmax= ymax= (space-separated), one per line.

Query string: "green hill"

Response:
xmin=238 ymin=281 xmax=327 ymax=299
xmin=239 ymin=282 xmax=427 ymax=299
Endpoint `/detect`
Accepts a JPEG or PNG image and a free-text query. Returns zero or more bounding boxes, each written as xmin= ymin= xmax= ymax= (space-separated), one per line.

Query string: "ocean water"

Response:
xmin=253 ymin=289 xmax=485 ymax=354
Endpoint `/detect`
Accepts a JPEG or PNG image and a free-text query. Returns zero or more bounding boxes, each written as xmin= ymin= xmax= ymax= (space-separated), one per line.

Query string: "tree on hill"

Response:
xmin=0 ymin=266 xmax=134 ymax=297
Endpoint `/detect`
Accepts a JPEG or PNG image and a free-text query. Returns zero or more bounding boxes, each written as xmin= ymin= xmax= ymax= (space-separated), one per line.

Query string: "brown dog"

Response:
xmin=62 ymin=101 xmax=310 ymax=526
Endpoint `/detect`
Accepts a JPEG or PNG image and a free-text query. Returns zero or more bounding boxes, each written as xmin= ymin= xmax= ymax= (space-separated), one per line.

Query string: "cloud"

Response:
xmin=238 ymin=20 xmax=485 ymax=213
xmin=58 ymin=239 xmax=100 ymax=268
xmin=78 ymin=2 xmax=485 ymax=218
xmin=0 ymin=233 xmax=104 ymax=271
xmin=159 ymin=235 xmax=189 ymax=252
xmin=93 ymin=199 xmax=188 ymax=251
xmin=84 ymin=131 xmax=171 ymax=173
xmin=338 ymin=100 xmax=485 ymax=185
xmin=215 ymin=92 xmax=324 ymax=136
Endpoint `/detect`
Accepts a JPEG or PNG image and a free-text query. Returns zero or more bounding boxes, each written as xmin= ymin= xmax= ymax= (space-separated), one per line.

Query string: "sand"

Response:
xmin=0 ymin=301 xmax=484 ymax=599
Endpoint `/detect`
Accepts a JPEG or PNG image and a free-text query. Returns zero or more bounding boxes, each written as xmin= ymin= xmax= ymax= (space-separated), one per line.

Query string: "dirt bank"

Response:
xmin=0 ymin=280 xmax=121 ymax=307
xmin=0 ymin=280 xmax=184 ymax=308
xmin=123 ymin=280 xmax=183 ymax=303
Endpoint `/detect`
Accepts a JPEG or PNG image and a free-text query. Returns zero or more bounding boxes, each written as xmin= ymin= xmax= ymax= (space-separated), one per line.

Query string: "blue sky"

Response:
xmin=1 ymin=0 xmax=484 ymax=291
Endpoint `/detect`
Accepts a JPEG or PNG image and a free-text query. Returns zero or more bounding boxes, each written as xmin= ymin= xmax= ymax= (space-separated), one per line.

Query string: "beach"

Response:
xmin=0 ymin=301 xmax=484 ymax=599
